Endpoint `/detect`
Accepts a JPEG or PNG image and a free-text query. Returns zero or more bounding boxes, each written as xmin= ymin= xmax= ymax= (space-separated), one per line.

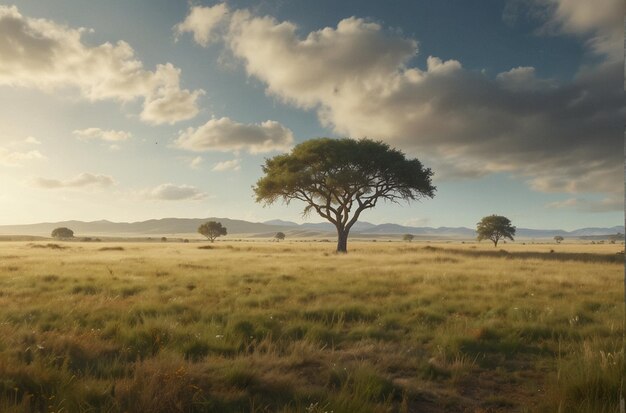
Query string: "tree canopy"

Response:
xmin=554 ymin=235 xmax=564 ymax=244
xmin=51 ymin=227 xmax=74 ymax=239
xmin=198 ymin=221 xmax=227 ymax=243
xmin=403 ymin=234 xmax=415 ymax=242
xmin=254 ymin=138 xmax=435 ymax=252
xmin=476 ymin=215 xmax=516 ymax=247
xmin=275 ymin=232 xmax=286 ymax=241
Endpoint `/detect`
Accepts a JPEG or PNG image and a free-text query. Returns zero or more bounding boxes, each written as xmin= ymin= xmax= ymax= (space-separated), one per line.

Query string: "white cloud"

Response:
xmin=212 ymin=158 xmax=241 ymax=171
xmin=189 ymin=156 xmax=203 ymax=169
xmin=504 ymin=0 xmax=624 ymax=62
xmin=175 ymin=117 xmax=294 ymax=154
xmin=537 ymin=0 xmax=624 ymax=61
xmin=175 ymin=4 xmax=229 ymax=46
xmin=227 ymin=12 xmax=417 ymax=109
xmin=546 ymin=196 xmax=623 ymax=212
xmin=185 ymin=6 xmax=623 ymax=199
xmin=495 ymin=66 xmax=556 ymax=92
xmin=73 ymin=128 xmax=132 ymax=142
xmin=24 ymin=136 xmax=41 ymax=145
xmin=404 ymin=217 xmax=431 ymax=227
xmin=0 ymin=5 xmax=203 ymax=124
xmin=32 ymin=172 xmax=114 ymax=188
xmin=545 ymin=198 xmax=578 ymax=209
xmin=139 ymin=64 xmax=205 ymax=124
xmin=142 ymin=183 xmax=206 ymax=200
xmin=0 ymin=147 xmax=45 ymax=166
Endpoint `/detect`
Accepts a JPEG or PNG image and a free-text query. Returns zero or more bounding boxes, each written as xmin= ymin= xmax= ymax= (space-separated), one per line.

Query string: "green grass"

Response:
xmin=0 ymin=240 xmax=622 ymax=412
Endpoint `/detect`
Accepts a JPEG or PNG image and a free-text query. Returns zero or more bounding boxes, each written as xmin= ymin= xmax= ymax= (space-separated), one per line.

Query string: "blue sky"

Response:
xmin=0 ymin=0 xmax=623 ymax=230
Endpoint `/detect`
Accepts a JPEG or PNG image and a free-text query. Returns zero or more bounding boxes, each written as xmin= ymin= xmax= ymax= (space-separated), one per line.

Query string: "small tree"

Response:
xmin=198 ymin=221 xmax=227 ymax=243
xmin=254 ymin=138 xmax=435 ymax=253
xmin=161 ymin=237 xmax=167 ymax=242
xmin=476 ymin=215 xmax=515 ymax=247
xmin=51 ymin=227 xmax=74 ymax=239
xmin=403 ymin=234 xmax=415 ymax=242
xmin=275 ymin=232 xmax=286 ymax=241
xmin=554 ymin=235 xmax=563 ymax=244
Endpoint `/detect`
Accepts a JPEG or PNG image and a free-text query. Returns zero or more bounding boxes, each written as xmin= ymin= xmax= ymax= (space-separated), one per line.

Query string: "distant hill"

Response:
xmin=568 ymin=226 xmax=625 ymax=236
xmin=263 ymin=219 xmax=299 ymax=227
xmin=0 ymin=218 xmax=622 ymax=240
xmin=0 ymin=218 xmax=288 ymax=237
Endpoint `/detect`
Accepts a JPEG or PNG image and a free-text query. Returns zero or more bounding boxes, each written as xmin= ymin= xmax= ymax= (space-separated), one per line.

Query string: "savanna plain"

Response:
xmin=0 ymin=240 xmax=623 ymax=413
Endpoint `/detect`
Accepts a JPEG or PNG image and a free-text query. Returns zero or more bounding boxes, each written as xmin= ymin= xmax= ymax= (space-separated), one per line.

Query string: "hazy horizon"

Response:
xmin=0 ymin=215 xmax=623 ymax=233
xmin=0 ymin=1 xmax=623 ymax=231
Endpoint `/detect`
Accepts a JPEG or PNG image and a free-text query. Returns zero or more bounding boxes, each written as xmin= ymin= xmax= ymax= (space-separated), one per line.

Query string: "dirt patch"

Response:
xmin=29 ymin=243 xmax=67 ymax=250
xmin=179 ymin=263 xmax=209 ymax=270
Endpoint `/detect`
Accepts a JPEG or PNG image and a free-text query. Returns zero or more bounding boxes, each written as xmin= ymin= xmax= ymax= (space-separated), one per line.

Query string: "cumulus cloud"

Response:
xmin=176 ymin=5 xmax=624 ymax=199
xmin=142 ymin=183 xmax=206 ymax=200
xmin=175 ymin=117 xmax=294 ymax=153
xmin=32 ymin=172 xmax=114 ymax=188
xmin=534 ymin=0 xmax=624 ymax=61
xmin=175 ymin=4 xmax=228 ymax=46
xmin=212 ymin=158 xmax=241 ymax=171
xmin=0 ymin=5 xmax=203 ymax=124
xmin=504 ymin=0 xmax=624 ymax=61
xmin=0 ymin=147 xmax=45 ymax=166
xmin=495 ymin=66 xmax=557 ymax=92
xmin=227 ymin=12 xmax=418 ymax=109
xmin=73 ymin=128 xmax=132 ymax=142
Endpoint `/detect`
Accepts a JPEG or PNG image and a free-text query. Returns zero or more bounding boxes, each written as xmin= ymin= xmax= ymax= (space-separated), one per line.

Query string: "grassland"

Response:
xmin=0 ymin=240 xmax=623 ymax=413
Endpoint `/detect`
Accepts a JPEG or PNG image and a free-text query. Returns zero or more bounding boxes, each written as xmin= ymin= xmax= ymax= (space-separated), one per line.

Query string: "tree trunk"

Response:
xmin=336 ymin=228 xmax=349 ymax=253
xmin=493 ymin=239 xmax=498 ymax=247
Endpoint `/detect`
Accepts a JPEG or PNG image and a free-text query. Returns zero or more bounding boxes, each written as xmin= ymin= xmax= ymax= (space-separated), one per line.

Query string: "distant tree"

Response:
xmin=476 ymin=215 xmax=516 ymax=247
xmin=198 ymin=221 xmax=227 ymax=243
xmin=51 ymin=227 xmax=74 ymax=239
xmin=275 ymin=232 xmax=286 ymax=241
xmin=403 ymin=234 xmax=415 ymax=242
xmin=554 ymin=235 xmax=564 ymax=244
xmin=254 ymin=138 xmax=435 ymax=253
xmin=161 ymin=237 xmax=167 ymax=242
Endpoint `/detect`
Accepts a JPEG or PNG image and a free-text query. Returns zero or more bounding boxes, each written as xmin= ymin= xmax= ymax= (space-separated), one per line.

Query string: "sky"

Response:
xmin=0 ymin=0 xmax=623 ymax=230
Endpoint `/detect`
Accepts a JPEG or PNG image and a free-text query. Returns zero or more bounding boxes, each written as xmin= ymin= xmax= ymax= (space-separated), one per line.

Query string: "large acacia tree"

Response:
xmin=476 ymin=215 xmax=516 ymax=247
xmin=198 ymin=221 xmax=227 ymax=243
xmin=254 ymin=138 xmax=436 ymax=253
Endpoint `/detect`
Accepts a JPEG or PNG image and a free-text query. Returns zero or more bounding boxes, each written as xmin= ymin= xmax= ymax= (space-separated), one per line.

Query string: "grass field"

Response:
xmin=0 ymin=240 xmax=623 ymax=413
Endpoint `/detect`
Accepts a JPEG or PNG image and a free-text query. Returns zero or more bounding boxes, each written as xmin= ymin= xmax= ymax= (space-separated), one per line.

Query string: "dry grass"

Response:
xmin=0 ymin=240 xmax=622 ymax=413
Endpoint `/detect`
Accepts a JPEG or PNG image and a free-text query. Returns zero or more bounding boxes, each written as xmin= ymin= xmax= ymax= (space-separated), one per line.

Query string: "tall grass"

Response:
xmin=0 ymin=240 xmax=622 ymax=412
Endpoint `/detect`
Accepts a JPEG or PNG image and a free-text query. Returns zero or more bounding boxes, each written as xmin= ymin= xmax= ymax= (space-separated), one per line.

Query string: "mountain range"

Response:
xmin=0 ymin=218 xmax=622 ymax=239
